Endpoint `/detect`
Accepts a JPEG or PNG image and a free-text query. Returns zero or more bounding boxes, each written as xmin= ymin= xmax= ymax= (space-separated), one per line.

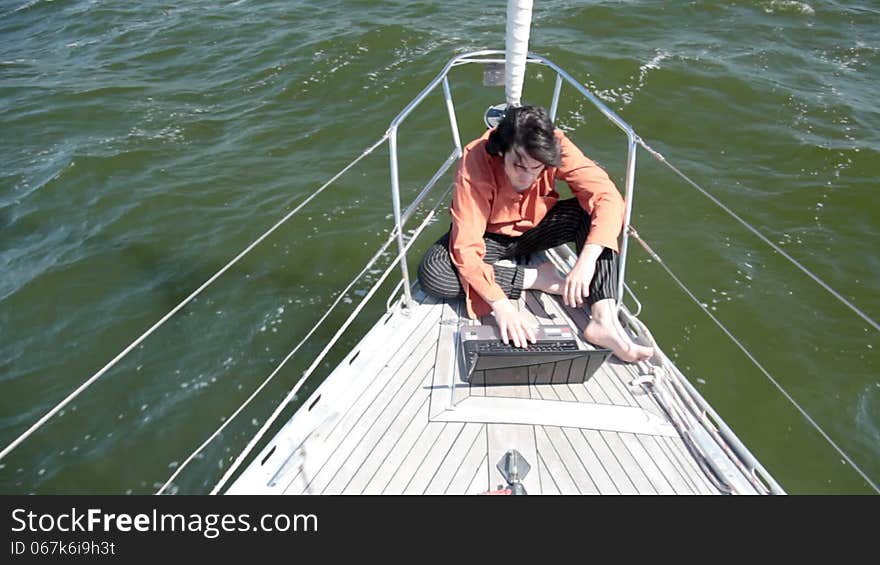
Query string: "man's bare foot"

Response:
xmin=525 ymin=262 xmax=566 ymax=294
xmin=584 ymin=299 xmax=654 ymax=363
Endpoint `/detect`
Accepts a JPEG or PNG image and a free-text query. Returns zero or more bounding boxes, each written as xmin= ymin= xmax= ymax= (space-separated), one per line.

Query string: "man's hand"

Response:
xmin=564 ymin=244 xmax=603 ymax=308
xmin=490 ymin=298 xmax=537 ymax=348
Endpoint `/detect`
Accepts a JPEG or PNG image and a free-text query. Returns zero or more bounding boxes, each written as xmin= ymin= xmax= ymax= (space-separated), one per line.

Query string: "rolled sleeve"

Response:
xmin=449 ymin=156 xmax=507 ymax=307
xmin=554 ymin=131 xmax=625 ymax=252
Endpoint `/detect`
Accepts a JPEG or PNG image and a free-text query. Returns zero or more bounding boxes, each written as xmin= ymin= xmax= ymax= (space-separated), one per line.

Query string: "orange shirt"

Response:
xmin=449 ymin=128 xmax=625 ymax=318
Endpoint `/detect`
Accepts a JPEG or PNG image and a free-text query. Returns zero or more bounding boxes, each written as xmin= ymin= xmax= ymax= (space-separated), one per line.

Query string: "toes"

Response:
xmin=635 ymin=347 xmax=654 ymax=362
xmin=619 ymin=344 xmax=654 ymax=363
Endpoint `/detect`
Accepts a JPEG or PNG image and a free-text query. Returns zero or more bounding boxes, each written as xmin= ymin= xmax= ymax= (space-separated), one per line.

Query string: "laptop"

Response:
xmin=458 ymin=324 xmax=611 ymax=385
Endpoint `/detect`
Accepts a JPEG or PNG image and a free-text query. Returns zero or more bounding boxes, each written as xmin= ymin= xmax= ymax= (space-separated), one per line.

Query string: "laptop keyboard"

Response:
xmin=466 ymin=339 xmax=580 ymax=354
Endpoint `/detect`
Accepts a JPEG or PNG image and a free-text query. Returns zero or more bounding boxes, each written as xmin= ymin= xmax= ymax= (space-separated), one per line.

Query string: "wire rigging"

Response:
xmin=0 ymin=135 xmax=389 ymax=465
xmin=636 ymin=137 xmax=879 ymax=333
xmin=628 ymin=226 xmax=879 ymax=494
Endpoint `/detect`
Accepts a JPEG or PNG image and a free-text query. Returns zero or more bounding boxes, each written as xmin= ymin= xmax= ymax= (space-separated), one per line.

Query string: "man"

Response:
xmin=418 ymin=105 xmax=652 ymax=363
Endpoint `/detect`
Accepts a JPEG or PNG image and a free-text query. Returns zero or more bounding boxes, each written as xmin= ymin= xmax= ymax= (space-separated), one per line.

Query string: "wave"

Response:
xmin=855 ymin=383 xmax=880 ymax=460
xmin=762 ymin=1 xmax=816 ymax=16
xmin=582 ymin=49 xmax=671 ymax=109
xmin=0 ymin=0 xmax=46 ymax=20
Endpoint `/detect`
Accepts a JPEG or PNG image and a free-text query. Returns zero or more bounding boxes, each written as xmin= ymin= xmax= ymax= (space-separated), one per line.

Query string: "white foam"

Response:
xmin=578 ymin=49 xmax=670 ymax=111
xmin=763 ymin=1 xmax=815 ymax=16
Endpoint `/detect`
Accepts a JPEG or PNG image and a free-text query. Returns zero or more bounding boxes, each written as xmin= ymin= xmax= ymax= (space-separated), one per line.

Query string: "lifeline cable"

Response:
xmin=0 ymin=134 xmax=389 ymax=465
xmin=628 ymin=226 xmax=879 ymax=494
xmin=157 ymin=228 xmax=400 ymax=494
xmin=636 ymin=137 xmax=879 ymax=334
xmin=208 ymin=183 xmax=454 ymax=495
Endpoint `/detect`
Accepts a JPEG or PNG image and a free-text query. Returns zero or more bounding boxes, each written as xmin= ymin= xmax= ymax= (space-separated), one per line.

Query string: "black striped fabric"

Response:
xmin=418 ymin=198 xmax=618 ymax=306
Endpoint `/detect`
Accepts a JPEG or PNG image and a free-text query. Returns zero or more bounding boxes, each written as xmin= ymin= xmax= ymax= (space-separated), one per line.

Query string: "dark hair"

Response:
xmin=485 ymin=105 xmax=561 ymax=167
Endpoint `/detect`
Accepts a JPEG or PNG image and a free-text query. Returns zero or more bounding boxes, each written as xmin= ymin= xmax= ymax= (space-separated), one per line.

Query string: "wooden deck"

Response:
xmin=227 ymin=252 xmax=744 ymax=495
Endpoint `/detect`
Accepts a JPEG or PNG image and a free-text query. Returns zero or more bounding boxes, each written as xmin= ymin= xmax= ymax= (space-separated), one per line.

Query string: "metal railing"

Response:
xmin=384 ymin=49 xmax=640 ymax=309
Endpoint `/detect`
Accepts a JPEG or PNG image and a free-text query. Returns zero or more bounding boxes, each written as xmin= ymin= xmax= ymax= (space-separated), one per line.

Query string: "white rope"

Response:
xmin=208 ymin=184 xmax=453 ymax=495
xmin=0 ymin=134 xmax=388 ymax=465
xmin=629 ymin=227 xmax=880 ymax=494
xmin=157 ymin=230 xmax=399 ymax=494
xmin=637 ymin=137 xmax=880 ymax=334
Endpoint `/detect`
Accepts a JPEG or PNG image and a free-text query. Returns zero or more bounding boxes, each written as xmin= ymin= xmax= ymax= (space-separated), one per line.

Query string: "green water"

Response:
xmin=1 ymin=0 xmax=877 ymax=494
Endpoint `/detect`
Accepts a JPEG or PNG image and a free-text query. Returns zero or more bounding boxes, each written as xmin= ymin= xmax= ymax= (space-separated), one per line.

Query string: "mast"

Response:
xmin=505 ymin=0 xmax=533 ymax=108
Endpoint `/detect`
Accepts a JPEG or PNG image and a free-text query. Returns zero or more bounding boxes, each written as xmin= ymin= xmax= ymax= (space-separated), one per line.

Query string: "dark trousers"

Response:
xmin=418 ymin=198 xmax=618 ymax=306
